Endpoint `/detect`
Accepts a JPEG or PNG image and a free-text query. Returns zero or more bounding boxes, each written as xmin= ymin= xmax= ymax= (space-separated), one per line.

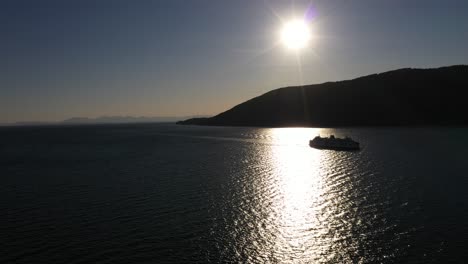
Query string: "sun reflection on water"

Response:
xmin=221 ymin=127 xmax=366 ymax=262
xmin=247 ymin=127 xmax=356 ymax=262
xmin=269 ymin=128 xmax=328 ymax=259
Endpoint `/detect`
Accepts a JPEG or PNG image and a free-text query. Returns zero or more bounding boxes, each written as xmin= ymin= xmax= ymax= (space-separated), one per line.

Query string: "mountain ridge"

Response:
xmin=177 ymin=65 xmax=468 ymax=127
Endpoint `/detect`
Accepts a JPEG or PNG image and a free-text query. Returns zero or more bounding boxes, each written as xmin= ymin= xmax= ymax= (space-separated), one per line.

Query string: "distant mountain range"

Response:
xmin=61 ymin=116 xmax=202 ymax=124
xmin=177 ymin=65 xmax=468 ymax=127
xmin=1 ymin=116 xmax=206 ymax=126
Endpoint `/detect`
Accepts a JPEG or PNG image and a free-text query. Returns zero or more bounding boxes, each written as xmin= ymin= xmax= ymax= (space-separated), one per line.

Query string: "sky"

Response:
xmin=1 ymin=0 xmax=468 ymax=123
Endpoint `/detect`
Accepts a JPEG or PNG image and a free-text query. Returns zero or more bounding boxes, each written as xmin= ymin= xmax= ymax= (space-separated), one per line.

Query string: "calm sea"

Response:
xmin=1 ymin=124 xmax=467 ymax=263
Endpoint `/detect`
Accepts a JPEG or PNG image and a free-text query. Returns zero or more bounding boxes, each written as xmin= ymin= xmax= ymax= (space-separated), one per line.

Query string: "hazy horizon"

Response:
xmin=2 ymin=0 xmax=468 ymax=123
xmin=0 ymin=114 xmax=210 ymax=125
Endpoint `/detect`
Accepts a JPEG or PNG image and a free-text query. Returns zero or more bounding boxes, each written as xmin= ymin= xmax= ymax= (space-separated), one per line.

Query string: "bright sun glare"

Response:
xmin=280 ymin=19 xmax=311 ymax=50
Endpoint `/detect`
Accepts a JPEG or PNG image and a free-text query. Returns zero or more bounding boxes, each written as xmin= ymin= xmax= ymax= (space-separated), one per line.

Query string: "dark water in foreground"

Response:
xmin=1 ymin=124 xmax=467 ymax=263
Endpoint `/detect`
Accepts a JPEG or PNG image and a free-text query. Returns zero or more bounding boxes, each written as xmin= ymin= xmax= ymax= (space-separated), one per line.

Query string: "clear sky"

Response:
xmin=1 ymin=0 xmax=468 ymax=123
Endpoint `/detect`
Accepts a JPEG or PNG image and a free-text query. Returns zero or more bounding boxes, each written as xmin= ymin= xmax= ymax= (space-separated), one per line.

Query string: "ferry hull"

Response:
xmin=309 ymin=141 xmax=360 ymax=151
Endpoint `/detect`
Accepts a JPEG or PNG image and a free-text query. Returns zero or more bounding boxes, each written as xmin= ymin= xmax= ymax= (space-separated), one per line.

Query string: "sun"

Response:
xmin=280 ymin=19 xmax=311 ymax=50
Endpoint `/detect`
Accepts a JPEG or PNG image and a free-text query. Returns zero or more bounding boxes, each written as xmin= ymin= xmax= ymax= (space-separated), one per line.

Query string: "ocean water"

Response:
xmin=1 ymin=124 xmax=467 ymax=263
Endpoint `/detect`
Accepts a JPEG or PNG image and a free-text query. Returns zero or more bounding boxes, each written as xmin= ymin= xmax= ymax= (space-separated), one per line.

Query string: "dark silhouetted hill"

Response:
xmin=177 ymin=65 xmax=468 ymax=127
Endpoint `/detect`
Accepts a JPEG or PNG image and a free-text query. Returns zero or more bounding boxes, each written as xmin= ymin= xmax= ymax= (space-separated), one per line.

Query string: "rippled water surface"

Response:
xmin=1 ymin=124 xmax=467 ymax=263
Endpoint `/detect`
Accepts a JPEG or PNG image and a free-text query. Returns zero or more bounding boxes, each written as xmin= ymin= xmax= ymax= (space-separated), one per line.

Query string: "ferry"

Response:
xmin=309 ymin=135 xmax=360 ymax=151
